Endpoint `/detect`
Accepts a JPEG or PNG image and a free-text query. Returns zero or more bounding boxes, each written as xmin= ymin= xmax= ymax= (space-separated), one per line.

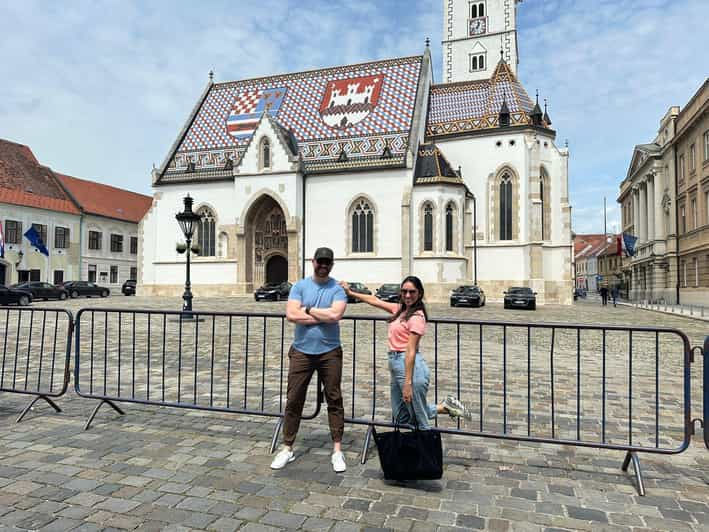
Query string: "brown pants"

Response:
xmin=282 ymin=346 xmax=344 ymax=447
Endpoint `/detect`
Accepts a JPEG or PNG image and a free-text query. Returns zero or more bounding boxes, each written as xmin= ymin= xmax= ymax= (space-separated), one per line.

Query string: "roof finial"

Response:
xmin=208 ymin=70 xmax=214 ymax=82
xmin=535 ymin=89 xmax=539 ymax=104
xmin=425 ymin=37 xmax=430 ymax=48
xmin=565 ymin=139 xmax=569 ymax=148
xmin=500 ymin=36 xmax=504 ymax=61
xmin=544 ymin=98 xmax=548 ymax=113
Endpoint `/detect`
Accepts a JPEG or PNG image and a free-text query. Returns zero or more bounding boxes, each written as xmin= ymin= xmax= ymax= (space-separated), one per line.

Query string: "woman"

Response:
xmin=341 ymin=276 xmax=471 ymax=429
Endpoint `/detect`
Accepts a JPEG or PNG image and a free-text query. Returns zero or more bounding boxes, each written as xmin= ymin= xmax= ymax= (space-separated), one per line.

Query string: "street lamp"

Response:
xmin=175 ymin=195 xmax=202 ymax=316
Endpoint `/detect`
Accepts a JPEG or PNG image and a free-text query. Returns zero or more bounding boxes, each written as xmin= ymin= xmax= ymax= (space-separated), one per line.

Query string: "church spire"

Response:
xmin=543 ymin=98 xmax=552 ymax=126
xmin=530 ymin=90 xmax=543 ymax=126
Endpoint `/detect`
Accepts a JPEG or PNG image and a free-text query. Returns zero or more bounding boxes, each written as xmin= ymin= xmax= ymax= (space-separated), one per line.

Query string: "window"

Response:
xmin=197 ymin=207 xmax=216 ymax=256
xmin=110 ymin=265 xmax=118 ymax=284
xmin=470 ymin=53 xmax=485 ymax=72
xmin=445 ymin=203 xmax=454 ymax=252
xmin=692 ymin=198 xmax=697 ymax=230
xmin=694 ymin=257 xmax=699 ymax=287
xmin=679 ymin=154 xmax=685 ymax=180
xmin=55 ymin=226 xmax=69 ymax=249
xmin=704 ymin=130 xmax=709 ymax=161
xmin=540 ymin=170 xmax=551 ymax=240
xmin=53 ymin=270 xmax=64 ymax=285
xmin=351 ymin=198 xmax=374 ymax=253
xmin=110 ymin=234 xmax=123 ymax=252
xmin=423 ymin=203 xmax=433 ymax=251
xmin=499 ymin=174 xmax=513 ymax=240
xmin=32 ymin=223 xmax=47 ymax=246
xmin=130 ymin=267 xmax=137 ymax=281
xmin=130 ymin=236 xmax=138 ymax=255
xmin=689 ymin=144 xmax=696 ymax=172
xmin=30 ymin=269 xmax=40 ymax=282
xmin=89 ymin=230 xmax=102 ymax=250
xmin=5 ymin=220 xmax=21 ymax=244
xmin=260 ymin=137 xmax=271 ymax=170
xmin=470 ymin=1 xmax=485 ymax=18
xmin=88 ymin=264 xmax=97 ymax=283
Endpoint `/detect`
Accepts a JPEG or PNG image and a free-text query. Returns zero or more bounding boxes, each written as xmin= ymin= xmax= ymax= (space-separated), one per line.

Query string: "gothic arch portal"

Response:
xmin=239 ymin=192 xmax=297 ymax=289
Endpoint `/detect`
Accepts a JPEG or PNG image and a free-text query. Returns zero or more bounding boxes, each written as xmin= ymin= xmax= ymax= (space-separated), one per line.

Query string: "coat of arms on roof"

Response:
xmin=226 ymin=87 xmax=288 ymax=139
xmin=319 ymin=75 xmax=384 ymax=129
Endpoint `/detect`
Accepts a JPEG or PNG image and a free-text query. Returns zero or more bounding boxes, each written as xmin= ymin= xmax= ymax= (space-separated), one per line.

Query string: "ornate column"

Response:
xmin=633 ymin=186 xmax=640 ymax=240
xmin=641 ymin=182 xmax=648 ymax=243
xmin=647 ymin=175 xmax=655 ymax=242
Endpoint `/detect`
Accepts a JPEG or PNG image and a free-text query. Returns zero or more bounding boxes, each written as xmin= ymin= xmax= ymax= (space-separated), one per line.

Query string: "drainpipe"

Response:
xmin=301 ymin=171 xmax=307 ymax=279
xmin=674 ymin=144 xmax=680 ymax=304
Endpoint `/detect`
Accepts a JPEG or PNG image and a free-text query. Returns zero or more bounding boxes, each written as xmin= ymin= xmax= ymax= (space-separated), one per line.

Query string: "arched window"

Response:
xmin=197 ymin=207 xmax=216 ymax=256
xmin=351 ymin=198 xmax=374 ymax=253
xmin=540 ymin=168 xmax=551 ymax=240
xmin=471 ymin=4 xmax=477 ymax=18
xmin=470 ymin=1 xmax=485 ymax=18
xmin=445 ymin=203 xmax=454 ymax=252
xmin=423 ymin=203 xmax=434 ymax=251
xmin=499 ymin=174 xmax=513 ymax=240
xmin=259 ymin=137 xmax=271 ymax=170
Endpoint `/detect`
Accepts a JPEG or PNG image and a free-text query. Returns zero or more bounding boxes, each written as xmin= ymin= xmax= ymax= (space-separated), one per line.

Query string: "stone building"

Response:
xmin=0 ymin=138 xmax=151 ymax=291
xmin=141 ymin=0 xmax=573 ymax=303
xmin=675 ymin=79 xmax=709 ymax=305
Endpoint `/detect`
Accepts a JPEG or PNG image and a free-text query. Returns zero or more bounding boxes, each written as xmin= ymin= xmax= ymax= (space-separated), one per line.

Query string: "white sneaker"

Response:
xmin=331 ymin=451 xmax=346 ymax=473
xmin=270 ymin=448 xmax=295 ymax=470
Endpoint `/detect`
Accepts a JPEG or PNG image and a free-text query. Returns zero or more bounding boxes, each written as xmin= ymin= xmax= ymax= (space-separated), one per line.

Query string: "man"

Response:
xmin=271 ymin=247 xmax=348 ymax=472
xmin=600 ymin=285 xmax=609 ymax=306
xmin=611 ymin=285 xmax=619 ymax=307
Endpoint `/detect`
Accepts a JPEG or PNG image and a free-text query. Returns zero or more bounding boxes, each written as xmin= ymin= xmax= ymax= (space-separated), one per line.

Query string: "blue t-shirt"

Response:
xmin=289 ymin=277 xmax=347 ymax=354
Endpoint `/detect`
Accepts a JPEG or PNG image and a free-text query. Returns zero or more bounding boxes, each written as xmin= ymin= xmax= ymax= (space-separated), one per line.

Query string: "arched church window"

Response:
xmin=351 ymin=198 xmax=374 ymax=253
xmin=424 ymin=203 xmax=434 ymax=251
xmin=479 ymin=2 xmax=485 ymax=17
xmin=472 ymin=56 xmax=478 ymax=70
xmin=499 ymin=175 xmax=513 ymax=241
xmin=445 ymin=203 xmax=455 ymax=252
xmin=197 ymin=207 xmax=216 ymax=256
xmin=540 ymin=167 xmax=551 ymax=241
xmin=259 ymin=137 xmax=271 ymax=170
xmin=471 ymin=4 xmax=477 ymax=17
xmin=479 ymin=55 xmax=484 ymax=69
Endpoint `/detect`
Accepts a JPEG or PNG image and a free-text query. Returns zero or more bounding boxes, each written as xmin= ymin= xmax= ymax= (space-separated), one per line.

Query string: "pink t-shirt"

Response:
xmin=387 ymin=310 xmax=426 ymax=352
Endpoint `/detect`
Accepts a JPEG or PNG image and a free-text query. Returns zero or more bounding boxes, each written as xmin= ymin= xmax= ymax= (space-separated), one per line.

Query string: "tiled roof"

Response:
xmin=159 ymin=55 xmax=423 ymax=182
xmin=426 ymin=59 xmax=546 ymax=138
xmin=574 ymin=234 xmax=607 ymax=258
xmin=413 ymin=143 xmax=464 ymax=186
xmin=0 ymin=138 xmax=80 ymax=214
xmin=0 ymin=187 xmax=80 ymax=215
xmin=56 ymin=173 xmax=152 ymax=223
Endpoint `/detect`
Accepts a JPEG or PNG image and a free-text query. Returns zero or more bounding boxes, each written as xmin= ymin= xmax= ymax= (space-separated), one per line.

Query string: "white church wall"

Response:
xmin=234 ymin=171 xmax=299 ymax=226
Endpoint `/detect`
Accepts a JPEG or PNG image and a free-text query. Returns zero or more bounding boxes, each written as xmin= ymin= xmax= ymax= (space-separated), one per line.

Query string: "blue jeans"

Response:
xmin=388 ymin=351 xmax=438 ymax=430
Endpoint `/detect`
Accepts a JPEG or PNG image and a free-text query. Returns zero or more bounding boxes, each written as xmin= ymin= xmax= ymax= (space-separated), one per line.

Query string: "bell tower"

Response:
xmin=442 ymin=0 xmax=521 ymax=83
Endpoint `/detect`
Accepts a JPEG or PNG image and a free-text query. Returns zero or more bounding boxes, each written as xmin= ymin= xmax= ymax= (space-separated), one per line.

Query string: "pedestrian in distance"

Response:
xmin=271 ymin=247 xmax=348 ymax=473
xmin=611 ymin=285 xmax=619 ymax=307
xmin=600 ymin=285 xmax=609 ymax=306
xmin=340 ymin=276 xmax=472 ymax=430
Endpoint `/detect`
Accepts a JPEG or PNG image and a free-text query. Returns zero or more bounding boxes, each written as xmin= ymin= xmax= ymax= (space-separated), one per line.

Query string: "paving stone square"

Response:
xmin=0 ymin=295 xmax=707 ymax=531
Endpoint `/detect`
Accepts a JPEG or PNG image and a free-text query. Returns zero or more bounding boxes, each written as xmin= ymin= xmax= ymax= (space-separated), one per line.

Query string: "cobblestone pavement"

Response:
xmin=1 ymin=296 xmax=707 ymax=531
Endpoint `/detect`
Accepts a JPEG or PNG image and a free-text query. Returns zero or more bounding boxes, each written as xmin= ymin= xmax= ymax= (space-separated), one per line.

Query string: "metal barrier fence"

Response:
xmin=73 ymin=307 xmax=702 ymax=495
xmin=0 ymin=307 xmax=73 ymax=421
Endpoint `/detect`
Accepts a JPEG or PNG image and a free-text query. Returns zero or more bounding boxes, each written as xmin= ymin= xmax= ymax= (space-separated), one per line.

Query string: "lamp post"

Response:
xmin=175 ymin=195 xmax=202 ymax=315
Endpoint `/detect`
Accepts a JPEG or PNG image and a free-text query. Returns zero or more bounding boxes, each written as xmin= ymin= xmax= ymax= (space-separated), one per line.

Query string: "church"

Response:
xmin=140 ymin=0 xmax=572 ymax=304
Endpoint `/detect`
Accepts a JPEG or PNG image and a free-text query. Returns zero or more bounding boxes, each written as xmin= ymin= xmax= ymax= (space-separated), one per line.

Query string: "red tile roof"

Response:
xmin=0 ymin=139 xmax=81 ymax=214
xmin=574 ymin=234 xmax=607 ymax=258
xmin=56 ymin=173 xmax=152 ymax=223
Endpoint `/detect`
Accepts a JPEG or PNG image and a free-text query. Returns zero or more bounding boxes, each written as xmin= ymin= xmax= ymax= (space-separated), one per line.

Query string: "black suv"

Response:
xmin=122 ymin=279 xmax=137 ymax=296
xmin=503 ymin=286 xmax=537 ymax=310
xmin=254 ymin=281 xmax=292 ymax=301
xmin=450 ymin=285 xmax=486 ymax=307
xmin=375 ymin=283 xmax=400 ymax=303
xmin=62 ymin=281 xmax=110 ymax=298
xmin=0 ymin=285 xmax=33 ymax=306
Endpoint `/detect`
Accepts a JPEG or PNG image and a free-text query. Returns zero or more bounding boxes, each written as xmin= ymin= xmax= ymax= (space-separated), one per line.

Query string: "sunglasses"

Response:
xmin=400 ymin=289 xmax=418 ymax=295
xmin=316 ymin=259 xmax=333 ymax=266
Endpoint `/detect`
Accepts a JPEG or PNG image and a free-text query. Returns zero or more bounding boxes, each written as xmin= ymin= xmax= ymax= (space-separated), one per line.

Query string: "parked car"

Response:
xmin=450 ymin=285 xmax=486 ymax=307
xmin=62 ymin=281 xmax=110 ymax=298
xmin=503 ymin=286 xmax=537 ymax=310
xmin=0 ymin=285 xmax=33 ymax=306
xmin=122 ymin=279 xmax=137 ymax=296
xmin=11 ymin=281 xmax=68 ymax=301
xmin=375 ymin=283 xmax=401 ymax=303
xmin=573 ymin=287 xmax=587 ymax=300
xmin=254 ymin=281 xmax=292 ymax=301
xmin=345 ymin=282 xmax=372 ymax=303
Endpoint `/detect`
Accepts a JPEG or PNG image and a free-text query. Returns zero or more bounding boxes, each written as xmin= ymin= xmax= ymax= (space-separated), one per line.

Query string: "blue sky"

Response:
xmin=1 ymin=0 xmax=707 ymax=234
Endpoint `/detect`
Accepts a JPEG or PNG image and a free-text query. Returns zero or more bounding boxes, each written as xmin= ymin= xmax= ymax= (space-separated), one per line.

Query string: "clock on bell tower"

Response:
xmin=442 ymin=0 xmax=521 ymax=83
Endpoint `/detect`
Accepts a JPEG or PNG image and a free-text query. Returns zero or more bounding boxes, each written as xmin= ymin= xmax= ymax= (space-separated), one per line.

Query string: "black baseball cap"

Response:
xmin=313 ymin=247 xmax=334 ymax=261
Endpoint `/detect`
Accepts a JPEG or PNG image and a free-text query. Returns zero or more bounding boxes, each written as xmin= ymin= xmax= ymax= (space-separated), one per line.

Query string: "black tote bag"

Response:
xmin=372 ymin=406 xmax=443 ymax=480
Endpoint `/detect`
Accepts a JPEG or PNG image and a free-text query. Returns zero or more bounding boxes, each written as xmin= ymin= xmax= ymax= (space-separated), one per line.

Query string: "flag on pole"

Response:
xmin=0 ymin=221 xmax=4 ymax=258
xmin=24 ymin=226 xmax=49 ymax=256
xmin=616 ymin=233 xmax=637 ymax=257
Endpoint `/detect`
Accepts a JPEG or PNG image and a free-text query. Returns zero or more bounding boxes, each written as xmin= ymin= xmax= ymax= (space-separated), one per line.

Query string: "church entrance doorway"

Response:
xmin=244 ymin=195 xmax=290 ymax=288
xmin=266 ymin=255 xmax=288 ymax=284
